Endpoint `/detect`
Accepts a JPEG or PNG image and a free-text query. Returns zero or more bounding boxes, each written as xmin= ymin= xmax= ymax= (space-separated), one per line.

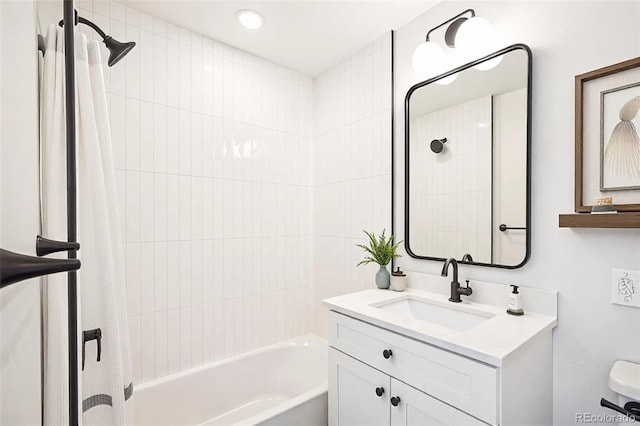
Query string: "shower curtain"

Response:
xmin=40 ymin=24 xmax=133 ymax=425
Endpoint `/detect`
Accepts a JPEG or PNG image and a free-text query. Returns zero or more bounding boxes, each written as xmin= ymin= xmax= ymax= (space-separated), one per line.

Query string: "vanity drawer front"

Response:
xmin=329 ymin=311 xmax=498 ymax=425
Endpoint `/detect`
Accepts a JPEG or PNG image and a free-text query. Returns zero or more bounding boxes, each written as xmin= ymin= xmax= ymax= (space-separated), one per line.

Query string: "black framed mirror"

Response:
xmin=404 ymin=43 xmax=532 ymax=268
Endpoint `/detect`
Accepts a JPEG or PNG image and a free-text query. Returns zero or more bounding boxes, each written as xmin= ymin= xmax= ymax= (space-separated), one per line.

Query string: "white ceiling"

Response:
xmin=120 ymin=0 xmax=438 ymax=77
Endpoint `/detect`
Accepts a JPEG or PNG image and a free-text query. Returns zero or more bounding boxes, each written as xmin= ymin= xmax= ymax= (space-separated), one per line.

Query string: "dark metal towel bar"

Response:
xmin=499 ymin=224 xmax=527 ymax=232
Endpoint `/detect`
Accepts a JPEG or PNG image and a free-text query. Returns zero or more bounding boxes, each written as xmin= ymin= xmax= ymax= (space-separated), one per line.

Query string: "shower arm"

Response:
xmin=57 ymin=11 xmax=108 ymax=41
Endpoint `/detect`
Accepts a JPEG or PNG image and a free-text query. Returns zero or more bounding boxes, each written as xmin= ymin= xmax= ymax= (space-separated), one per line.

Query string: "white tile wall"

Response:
xmin=311 ymin=34 xmax=393 ymax=336
xmin=85 ymin=0 xmax=315 ymax=385
xmin=409 ymin=96 xmax=492 ymax=263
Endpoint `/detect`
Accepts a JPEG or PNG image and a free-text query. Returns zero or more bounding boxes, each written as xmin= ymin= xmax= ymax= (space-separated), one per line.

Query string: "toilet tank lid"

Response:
xmin=610 ymin=360 xmax=640 ymax=400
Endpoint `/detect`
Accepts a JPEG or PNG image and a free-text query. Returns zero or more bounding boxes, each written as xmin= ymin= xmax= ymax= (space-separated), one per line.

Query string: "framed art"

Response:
xmin=575 ymin=56 xmax=640 ymax=212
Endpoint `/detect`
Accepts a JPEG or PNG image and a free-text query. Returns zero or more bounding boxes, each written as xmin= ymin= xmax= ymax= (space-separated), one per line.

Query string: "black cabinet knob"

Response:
xmin=391 ymin=396 xmax=401 ymax=407
xmin=375 ymin=387 xmax=384 ymax=397
xmin=383 ymin=349 xmax=393 ymax=359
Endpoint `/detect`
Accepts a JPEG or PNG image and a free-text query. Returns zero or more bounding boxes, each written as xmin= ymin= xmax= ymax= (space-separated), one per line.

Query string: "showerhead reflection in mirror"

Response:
xmin=604 ymin=95 xmax=640 ymax=179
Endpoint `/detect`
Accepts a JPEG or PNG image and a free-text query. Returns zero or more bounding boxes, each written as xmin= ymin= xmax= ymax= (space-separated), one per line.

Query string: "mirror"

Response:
xmin=404 ymin=44 xmax=531 ymax=268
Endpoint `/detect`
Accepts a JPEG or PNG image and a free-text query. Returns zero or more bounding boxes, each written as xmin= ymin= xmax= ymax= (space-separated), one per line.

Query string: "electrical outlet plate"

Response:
xmin=611 ymin=269 xmax=640 ymax=308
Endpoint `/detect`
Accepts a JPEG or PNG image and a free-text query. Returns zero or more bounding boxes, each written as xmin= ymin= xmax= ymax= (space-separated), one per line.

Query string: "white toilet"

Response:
xmin=607 ymin=360 xmax=640 ymax=424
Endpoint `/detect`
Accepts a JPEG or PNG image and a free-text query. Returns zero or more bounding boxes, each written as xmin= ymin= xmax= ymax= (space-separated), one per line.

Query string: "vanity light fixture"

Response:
xmin=236 ymin=9 xmax=264 ymax=30
xmin=412 ymin=8 xmax=501 ymax=81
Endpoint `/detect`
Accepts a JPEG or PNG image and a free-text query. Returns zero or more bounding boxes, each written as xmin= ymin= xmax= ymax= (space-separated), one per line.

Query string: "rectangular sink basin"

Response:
xmin=372 ymin=296 xmax=495 ymax=332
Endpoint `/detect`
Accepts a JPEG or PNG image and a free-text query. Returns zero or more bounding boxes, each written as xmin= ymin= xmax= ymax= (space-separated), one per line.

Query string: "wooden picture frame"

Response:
xmin=575 ymin=56 xmax=640 ymax=212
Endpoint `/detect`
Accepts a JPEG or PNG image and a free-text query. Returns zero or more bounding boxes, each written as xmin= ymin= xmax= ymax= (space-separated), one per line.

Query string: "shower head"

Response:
xmin=430 ymin=137 xmax=447 ymax=154
xmin=104 ymin=37 xmax=136 ymax=67
xmin=59 ymin=12 xmax=136 ymax=67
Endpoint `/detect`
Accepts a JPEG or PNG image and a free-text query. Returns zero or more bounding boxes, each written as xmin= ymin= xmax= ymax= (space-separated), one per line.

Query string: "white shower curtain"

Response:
xmin=40 ymin=24 xmax=133 ymax=425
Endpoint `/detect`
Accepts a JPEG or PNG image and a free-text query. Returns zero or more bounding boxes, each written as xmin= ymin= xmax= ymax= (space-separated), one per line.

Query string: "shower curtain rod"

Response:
xmin=62 ymin=0 xmax=79 ymax=423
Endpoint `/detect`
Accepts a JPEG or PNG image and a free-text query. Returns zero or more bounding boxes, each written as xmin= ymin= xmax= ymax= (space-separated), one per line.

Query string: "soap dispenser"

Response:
xmin=507 ymin=285 xmax=524 ymax=316
xmin=390 ymin=267 xmax=407 ymax=292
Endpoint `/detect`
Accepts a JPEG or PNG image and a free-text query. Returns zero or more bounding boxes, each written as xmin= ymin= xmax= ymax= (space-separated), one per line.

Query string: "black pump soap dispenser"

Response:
xmin=507 ymin=285 xmax=524 ymax=316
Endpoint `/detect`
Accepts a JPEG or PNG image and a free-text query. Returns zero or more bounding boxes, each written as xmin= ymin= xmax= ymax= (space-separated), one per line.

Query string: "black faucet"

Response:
xmin=441 ymin=258 xmax=472 ymax=303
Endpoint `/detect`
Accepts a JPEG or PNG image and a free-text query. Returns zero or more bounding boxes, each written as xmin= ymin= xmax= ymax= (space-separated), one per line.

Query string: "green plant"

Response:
xmin=356 ymin=229 xmax=402 ymax=267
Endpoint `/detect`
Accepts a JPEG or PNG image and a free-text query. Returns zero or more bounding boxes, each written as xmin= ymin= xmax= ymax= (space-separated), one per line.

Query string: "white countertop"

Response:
xmin=322 ymin=288 xmax=558 ymax=367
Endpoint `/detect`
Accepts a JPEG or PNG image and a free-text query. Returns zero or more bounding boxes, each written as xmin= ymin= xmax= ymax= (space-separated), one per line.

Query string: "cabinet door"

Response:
xmin=390 ymin=379 xmax=487 ymax=426
xmin=329 ymin=347 xmax=390 ymax=426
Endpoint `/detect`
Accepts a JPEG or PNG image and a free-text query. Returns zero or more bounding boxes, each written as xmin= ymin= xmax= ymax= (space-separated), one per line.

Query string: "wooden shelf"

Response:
xmin=559 ymin=213 xmax=640 ymax=228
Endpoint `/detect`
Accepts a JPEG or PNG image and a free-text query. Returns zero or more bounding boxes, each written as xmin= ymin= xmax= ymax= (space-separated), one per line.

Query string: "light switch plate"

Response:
xmin=611 ymin=269 xmax=640 ymax=308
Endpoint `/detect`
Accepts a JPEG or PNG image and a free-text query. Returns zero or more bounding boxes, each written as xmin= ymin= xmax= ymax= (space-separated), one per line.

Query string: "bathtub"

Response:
xmin=133 ymin=334 xmax=328 ymax=426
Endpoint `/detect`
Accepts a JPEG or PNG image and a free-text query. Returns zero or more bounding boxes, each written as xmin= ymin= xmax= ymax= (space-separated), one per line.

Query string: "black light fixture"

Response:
xmin=412 ymin=8 xmax=499 ymax=80
xmin=58 ymin=10 xmax=135 ymax=67
xmin=426 ymin=9 xmax=475 ymax=48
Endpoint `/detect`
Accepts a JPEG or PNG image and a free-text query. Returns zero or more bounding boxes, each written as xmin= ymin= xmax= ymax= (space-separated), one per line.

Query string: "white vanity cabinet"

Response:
xmin=327 ymin=310 xmax=554 ymax=426
xmin=330 ymin=348 xmax=485 ymax=426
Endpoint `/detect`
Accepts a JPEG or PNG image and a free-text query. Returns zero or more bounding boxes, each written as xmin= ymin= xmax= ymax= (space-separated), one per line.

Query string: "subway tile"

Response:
xmin=140 ymin=172 xmax=154 ymax=242
xmin=191 ymin=304 xmax=203 ymax=366
xmin=179 ymin=110 xmax=192 ymax=175
xmin=202 ymin=240 xmax=214 ymax=303
xmin=179 ymin=176 xmax=192 ymax=240
xmin=166 ymin=40 xmax=179 ymax=108
xmin=140 ymin=102 xmax=154 ymax=172
xmin=140 ymin=30 xmax=154 ymax=102
xmin=140 ymin=242 xmax=155 ymax=314
xmin=212 ymin=300 xmax=224 ymax=360
xmin=140 ymin=12 xmax=153 ymax=32
xmin=126 ymin=171 xmax=141 ymax=242
xmin=154 ymin=310 xmax=168 ymax=377
xmin=166 ymin=107 xmax=180 ymax=174
xmin=153 ymin=17 xmax=166 ymax=37
xmin=125 ymin=6 xmax=139 ymax=26
xmin=167 ymin=308 xmax=180 ymax=374
xmin=125 ymin=97 xmax=140 ymax=170
xmin=115 ymin=169 xmax=127 ymax=241
xmin=223 ymin=299 xmax=234 ymax=356
xmin=153 ymin=35 xmax=167 ymax=105
xmin=191 ymin=113 xmax=203 ymax=177
xmin=128 ymin=315 xmax=141 ymax=384
xmin=179 ymin=241 xmax=192 ymax=307
xmin=126 ymin=243 xmax=141 ymax=316
xmin=191 ymin=240 xmax=203 ymax=305
xmin=191 ymin=49 xmax=202 ymax=113
xmin=167 ymin=242 xmax=180 ymax=309
xmin=111 ymin=1 xmax=125 ymax=22
xmin=153 ymin=174 xmax=167 ymax=241
xmin=154 ymin=242 xmax=168 ymax=311
xmin=202 ymin=303 xmax=214 ymax=362
xmin=125 ymin=25 xmax=140 ymax=98
xmin=166 ymin=175 xmax=180 ymax=241
xmin=179 ymin=44 xmax=191 ymax=110
xmin=153 ymin=104 xmax=167 ymax=173
xmin=110 ymin=94 xmax=126 ymax=169
xmin=180 ymin=306 xmax=192 ymax=371
xmin=140 ymin=313 xmax=155 ymax=382
xmin=166 ymin=23 xmax=180 ymax=42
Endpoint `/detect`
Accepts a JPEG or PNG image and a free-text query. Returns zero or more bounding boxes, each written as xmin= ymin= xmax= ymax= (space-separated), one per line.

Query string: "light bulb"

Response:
xmin=412 ymin=41 xmax=444 ymax=80
xmin=455 ymin=16 xmax=495 ymax=63
xmin=236 ymin=9 xmax=264 ymax=30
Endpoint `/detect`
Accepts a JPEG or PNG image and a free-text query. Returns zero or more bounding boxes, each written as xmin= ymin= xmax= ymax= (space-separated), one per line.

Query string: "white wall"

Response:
xmin=0 ymin=1 xmax=42 ymax=424
xmin=39 ymin=0 xmax=315 ymax=386
xmin=394 ymin=2 xmax=640 ymax=425
xmin=409 ymin=95 xmax=492 ymax=262
xmin=312 ymin=33 xmax=393 ymax=336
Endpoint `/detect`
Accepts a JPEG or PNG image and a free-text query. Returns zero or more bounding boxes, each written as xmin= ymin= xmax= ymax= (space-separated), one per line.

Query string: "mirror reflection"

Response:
xmin=405 ymin=45 xmax=530 ymax=268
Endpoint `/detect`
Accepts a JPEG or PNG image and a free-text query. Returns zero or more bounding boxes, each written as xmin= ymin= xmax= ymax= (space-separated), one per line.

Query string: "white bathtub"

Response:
xmin=133 ymin=334 xmax=328 ymax=426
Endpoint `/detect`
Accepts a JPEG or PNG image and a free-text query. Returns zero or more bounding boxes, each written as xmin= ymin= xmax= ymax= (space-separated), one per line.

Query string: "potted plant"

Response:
xmin=356 ymin=229 xmax=402 ymax=289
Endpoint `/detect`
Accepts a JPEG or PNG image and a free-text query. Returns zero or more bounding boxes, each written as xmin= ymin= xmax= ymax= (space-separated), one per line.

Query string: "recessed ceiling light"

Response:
xmin=236 ymin=9 xmax=263 ymax=30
